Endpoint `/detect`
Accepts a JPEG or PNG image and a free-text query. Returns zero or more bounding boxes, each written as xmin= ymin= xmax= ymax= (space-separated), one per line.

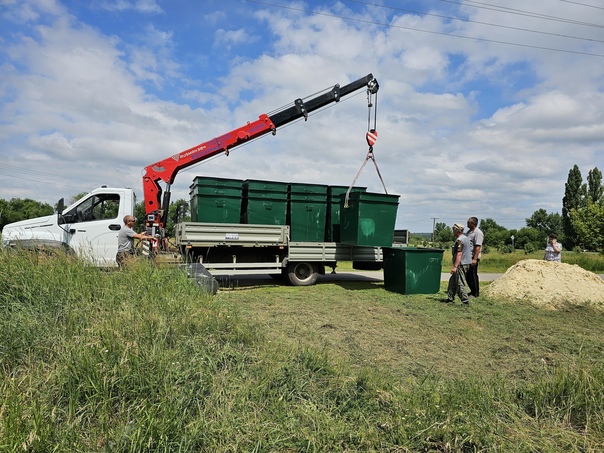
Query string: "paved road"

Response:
xmin=217 ymin=270 xmax=604 ymax=285
xmin=215 ymin=270 xmax=503 ymax=285
xmin=316 ymin=271 xmax=503 ymax=283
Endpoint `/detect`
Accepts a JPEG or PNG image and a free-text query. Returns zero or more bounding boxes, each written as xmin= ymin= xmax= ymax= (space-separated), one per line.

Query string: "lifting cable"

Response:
xmin=344 ymin=80 xmax=388 ymax=208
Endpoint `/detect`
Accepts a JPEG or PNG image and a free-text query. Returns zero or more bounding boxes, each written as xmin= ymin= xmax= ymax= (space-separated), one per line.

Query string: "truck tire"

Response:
xmin=286 ymin=262 xmax=318 ymax=286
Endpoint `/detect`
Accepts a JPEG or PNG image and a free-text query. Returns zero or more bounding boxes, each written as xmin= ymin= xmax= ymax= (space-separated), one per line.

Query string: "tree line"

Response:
xmin=429 ymin=165 xmax=603 ymax=252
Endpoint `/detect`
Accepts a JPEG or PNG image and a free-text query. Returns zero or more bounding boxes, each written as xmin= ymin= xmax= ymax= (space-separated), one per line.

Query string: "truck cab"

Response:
xmin=1 ymin=187 xmax=136 ymax=267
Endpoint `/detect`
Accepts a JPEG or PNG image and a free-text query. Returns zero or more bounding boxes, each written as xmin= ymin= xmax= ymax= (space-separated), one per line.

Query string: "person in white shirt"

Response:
xmin=116 ymin=215 xmax=155 ymax=266
xmin=466 ymin=217 xmax=484 ymax=298
xmin=544 ymin=233 xmax=562 ymax=262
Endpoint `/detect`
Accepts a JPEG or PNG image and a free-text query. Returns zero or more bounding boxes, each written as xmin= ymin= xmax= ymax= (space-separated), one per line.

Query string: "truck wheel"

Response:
xmin=286 ymin=262 xmax=318 ymax=286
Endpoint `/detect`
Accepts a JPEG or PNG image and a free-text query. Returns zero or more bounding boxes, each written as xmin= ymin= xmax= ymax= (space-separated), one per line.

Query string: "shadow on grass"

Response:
xmin=213 ymin=272 xmax=386 ymax=291
xmin=332 ymin=281 xmax=384 ymax=291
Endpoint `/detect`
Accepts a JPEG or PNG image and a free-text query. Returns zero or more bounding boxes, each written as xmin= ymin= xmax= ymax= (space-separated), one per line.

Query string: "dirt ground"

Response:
xmin=483 ymin=259 xmax=604 ymax=311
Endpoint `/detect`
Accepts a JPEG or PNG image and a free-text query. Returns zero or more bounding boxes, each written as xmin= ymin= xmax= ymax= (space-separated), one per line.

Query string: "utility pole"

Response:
xmin=431 ymin=217 xmax=439 ymax=243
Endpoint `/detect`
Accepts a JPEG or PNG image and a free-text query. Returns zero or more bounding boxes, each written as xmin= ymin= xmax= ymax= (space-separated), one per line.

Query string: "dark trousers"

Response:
xmin=116 ymin=251 xmax=134 ymax=267
xmin=467 ymin=260 xmax=480 ymax=296
xmin=446 ymin=264 xmax=470 ymax=303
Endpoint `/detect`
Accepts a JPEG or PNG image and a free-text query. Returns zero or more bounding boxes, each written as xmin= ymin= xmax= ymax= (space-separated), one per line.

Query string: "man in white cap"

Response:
xmin=443 ymin=223 xmax=472 ymax=304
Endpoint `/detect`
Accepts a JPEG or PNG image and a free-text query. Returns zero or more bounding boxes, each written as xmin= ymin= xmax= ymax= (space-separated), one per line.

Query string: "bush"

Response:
xmin=498 ymin=245 xmax=514 ymax=254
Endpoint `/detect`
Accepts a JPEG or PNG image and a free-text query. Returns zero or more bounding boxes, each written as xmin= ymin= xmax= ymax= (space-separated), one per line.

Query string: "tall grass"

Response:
xmin=1 ymin=248 xmax=603 ymax=451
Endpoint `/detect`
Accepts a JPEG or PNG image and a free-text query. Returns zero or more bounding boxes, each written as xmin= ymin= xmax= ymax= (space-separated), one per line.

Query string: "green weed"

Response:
xmin=1 ymin=248 xmax=603 ymax=451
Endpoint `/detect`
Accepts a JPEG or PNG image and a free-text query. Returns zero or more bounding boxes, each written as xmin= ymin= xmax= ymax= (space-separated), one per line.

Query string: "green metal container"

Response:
xmin=339 ymin=192 xmax=400 ymax=247
xmin=242 ymin=179 xmax=288 ymax=225
xmin=326 ymin=185 xmax=367 ymax=242
xmin=383 ymin=247 xmax=444 ymax=294
xmin=288 ymin=183 xmax=328 ymax=242
xmin=189 ymin=176 xmax=243 ymax=223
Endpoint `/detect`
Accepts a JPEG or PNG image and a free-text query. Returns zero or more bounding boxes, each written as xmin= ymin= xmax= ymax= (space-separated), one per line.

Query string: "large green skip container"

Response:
xmin=339 ymin=192 xmax=400 ymax=247
xmin=288 ymin=183 xmax=328 ymax=242
xmin=326 ymin=185 xmax=367 ymax=242
xmin=383 ymin=247 xmax=444 ymax=294
xmin=190 ymin=176 xmax=243 ymax=223
xmin=242 ymin=179 xmax=288 ymax=225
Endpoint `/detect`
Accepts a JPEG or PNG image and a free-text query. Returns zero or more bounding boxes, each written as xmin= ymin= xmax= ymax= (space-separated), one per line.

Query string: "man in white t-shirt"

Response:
xmin=116 ymin=215 xmax=155 ymax=267
xmin=466 ymin=217 xmax=484 ymax=298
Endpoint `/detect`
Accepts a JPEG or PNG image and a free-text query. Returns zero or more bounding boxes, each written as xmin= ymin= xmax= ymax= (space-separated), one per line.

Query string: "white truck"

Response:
xmin=2 ymin=74 xmax=396 ymax=286
xmin=1 ymin=187 xmax=136 ymax=267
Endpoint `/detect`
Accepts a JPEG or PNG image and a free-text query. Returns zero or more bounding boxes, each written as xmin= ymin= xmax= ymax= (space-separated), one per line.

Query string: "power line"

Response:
xmin=246 ymin=1 xmax=604 ymax=57
xmin=438 ymin=0 xmax=604 ymax=28
xmin=0 ymin=163 xmax=80 ymax=184
xmin=0 ymin=164 xmax=102 ymax=191
xmin=560 ymin=0 xmax=604 ymax=10
xmin=348 ymin=0 xmax=604 ymax=44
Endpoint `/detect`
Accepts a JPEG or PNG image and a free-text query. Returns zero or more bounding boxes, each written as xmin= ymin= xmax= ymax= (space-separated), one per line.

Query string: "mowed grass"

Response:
xmin=227 ymin=279 xmax=603 ymax=381
xmin=1 ymin=249 xmax=603 ymax=452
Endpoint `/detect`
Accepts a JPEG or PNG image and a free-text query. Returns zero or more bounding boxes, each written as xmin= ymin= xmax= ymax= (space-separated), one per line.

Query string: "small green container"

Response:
xmin=288 ymin=183 xmax=328 ymax=241
xmin=189 ymin=176 xmax=243 ymax=223
xmin=327 ymin=185 xmax=367 ymax=242
xmin=339 ymin=192 xmax=400 ymax=247
xmin=383 ymin=247 xmax=444 ymax=294
xmin=242 ymin=179 xmax=288 ymax=225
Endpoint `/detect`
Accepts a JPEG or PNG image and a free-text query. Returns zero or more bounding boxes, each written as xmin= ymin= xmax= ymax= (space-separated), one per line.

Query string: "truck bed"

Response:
xmin=175 ymin=222 xmax=288 ymax=246
xmin=174 ymin=222 xmax=386 ymax=276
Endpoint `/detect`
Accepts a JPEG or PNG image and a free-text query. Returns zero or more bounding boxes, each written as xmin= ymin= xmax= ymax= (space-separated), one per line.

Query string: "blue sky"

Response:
xmin=1 ymin=0 xmax=603 ymax=233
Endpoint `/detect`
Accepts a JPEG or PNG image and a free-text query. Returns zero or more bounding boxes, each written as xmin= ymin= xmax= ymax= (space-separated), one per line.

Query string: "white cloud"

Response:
xmin=1 ymin=0 xmax=603 ymax=233
xmin=213 ymin=27 xmax=259 ymax=50
xmin=98 ymin=0 xmax=162 ymax=14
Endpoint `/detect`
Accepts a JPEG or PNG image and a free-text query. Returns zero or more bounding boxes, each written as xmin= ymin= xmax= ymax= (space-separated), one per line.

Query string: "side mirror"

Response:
xmin=57 ymin=198 xmax=75 ymax=227
xmin=57 ymin=198 xmax=65 ymax=215
xmin=57 ymin=198 xmax=65 ymax=225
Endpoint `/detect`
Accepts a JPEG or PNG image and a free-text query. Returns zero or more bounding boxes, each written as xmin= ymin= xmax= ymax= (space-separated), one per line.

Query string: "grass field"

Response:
xmin=1 ymin=249 xmax=603 ymax=451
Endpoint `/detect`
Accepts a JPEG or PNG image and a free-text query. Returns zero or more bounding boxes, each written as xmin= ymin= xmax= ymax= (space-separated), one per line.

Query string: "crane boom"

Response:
xmin=142 ymin=73 xmax=379 ymax=237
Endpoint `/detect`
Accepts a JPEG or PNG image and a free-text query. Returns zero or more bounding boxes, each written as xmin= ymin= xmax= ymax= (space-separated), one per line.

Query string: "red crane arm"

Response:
xmin=142 ymin=114 xmax=275 ymax=215
xmin=142 ymin=73 xmax=378 ymax=229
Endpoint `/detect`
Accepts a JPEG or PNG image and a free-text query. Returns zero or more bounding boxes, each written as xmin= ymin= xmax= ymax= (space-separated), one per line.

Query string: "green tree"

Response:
xmin=479 ymin=218 xmax=509 ymax=249
xmin=525 ymin=209 xmax=562 ymax=238
xmin=514 ymin=227 xmax=544 ymax=250
xmin=570 ymin=201 xmax=604 ymax=251
xmin=562 ymin=165 xmax=586 ymax=248
xmin=0 ymin=199 xmax=8 ymax=229
xmin=586 ymin=167 xmax=603 ymax=204
xmin=134 ymin=202 xmax=146 ymax=232
xmin=69 ymin=192 xmax=89 ymax=205
xmin=132 ymin=199 xmax=190 ymax=237
xmin=434 ymin=222 xmax=453 ymax=242
xmin=166 ymin=198 xmax=190 ymax=236
xmin=0 ymin=198 xmax=54 ymax=229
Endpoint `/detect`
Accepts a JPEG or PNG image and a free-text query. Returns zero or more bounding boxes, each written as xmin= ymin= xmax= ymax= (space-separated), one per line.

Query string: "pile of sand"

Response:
xmin=483 ymin=259 xmax=604 ymax=311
